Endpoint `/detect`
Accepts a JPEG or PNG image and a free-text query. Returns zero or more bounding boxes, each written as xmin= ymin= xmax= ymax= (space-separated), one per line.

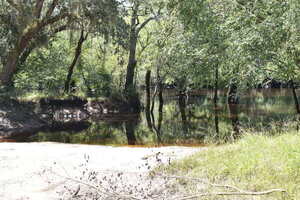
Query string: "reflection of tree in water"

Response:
xmin=151 ymin=99 xmax=163 ymax=144
xmin=178 ymin=94 xmax=189 ymax=135
xmin=227 ymin=84 xmax=240 ymax=139
xmin=228 ymin=103 xmax=240 ymax=139
xmin=125 ymin=120 xmax=138 ymax=145
xmin=20 ymin=89 xmax=300 ymax=145
xmin=145 ymin=70 xmax=153 ymax=130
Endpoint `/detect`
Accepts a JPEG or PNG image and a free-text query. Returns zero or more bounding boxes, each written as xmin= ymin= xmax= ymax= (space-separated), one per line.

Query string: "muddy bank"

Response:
xmin=0 ymin=99 xmax=46 ymax=139
xmin=0 ymin=97 xmax=139 ymax=140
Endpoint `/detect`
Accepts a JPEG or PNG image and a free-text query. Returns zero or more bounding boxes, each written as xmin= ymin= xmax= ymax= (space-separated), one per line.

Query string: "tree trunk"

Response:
xmin=145 ymin=70 xmax=152 ymax=130
xmin=125 ymin=120 xmax=137 ymax=145
xmin=124 ymin=6 xmax=138 ymax=94
xmin=291 ymin=80 xmax=300 ymax=131
xmin=227 ymin=83 xmax=240 ymax=138
xmin=228 ymin=103 xmax=240 ymax=139
xmin=179 ymin=94 xmax=188 ymax=135
xmin=0 ymin=49 xmax=20 ymax=87
xmin=152 ymin=102 xmax=164 ymax=144
xmin=227 ymin=83 xmax=239 ymax=104
xmin=214 ymin=64 xmax=219 ymax=135
xmin=157 ymin=87 xmax=164 ymax=142
xmin=151 ymin=84 xmax=158 ymax=114
xmin=158 ymin=73 xmax=164 ymax=114
xmin=64 ymin=30 xmax=87 ymax=93
xmin=156 ymin=75 xmax=164 ymax=142
xmin=145 ymin=70 xmax=151 ymax=111
xmin=291 ymin=80 xmax=300 ymax=114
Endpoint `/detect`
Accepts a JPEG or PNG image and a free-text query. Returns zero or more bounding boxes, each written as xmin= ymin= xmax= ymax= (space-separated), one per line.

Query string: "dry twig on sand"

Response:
xmin=155 ymin=173 xmax=287 ymax=200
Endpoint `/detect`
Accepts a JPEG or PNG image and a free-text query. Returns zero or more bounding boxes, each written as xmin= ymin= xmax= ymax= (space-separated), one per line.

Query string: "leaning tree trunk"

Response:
xmin=0 ymin=49 xmax=21 ymax=87
xmin=64 ymin=30 xmax=87 ymax=93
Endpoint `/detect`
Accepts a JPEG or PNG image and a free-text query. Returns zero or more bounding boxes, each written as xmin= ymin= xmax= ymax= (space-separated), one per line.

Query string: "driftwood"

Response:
xmin=175 ymin=189 xmax=286 ymax=200
xmin=156 ymin=173 xmax=286 ymax=200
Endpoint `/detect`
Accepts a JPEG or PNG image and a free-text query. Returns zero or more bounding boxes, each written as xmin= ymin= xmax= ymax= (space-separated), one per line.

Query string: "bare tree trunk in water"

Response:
xmin=227 ymin=83 xmax=239 ymax=104
xmin=158 ymin=79 xmax=164 ymax=114
xmin=64 ymin=30 xmax=88 ymax=93
xmin=156 ymin=105 xmax=163 ymax=143
xmin=291 ymin=80 xmax=300 ymax=131
xmin=145 ymin=70 xmax=152 ymax=130
xmin=291 ymin=80 xmax=300 ymax=114
xmin=227 ymin=83 xmax=240 ymax=138
xmin=151 ymin=84 xmax=158 ymax=113
xmin=214 ymin=64 xmax=219 ymax=135
xmin=125 ymin=120 xmax=137 ymax=145
xmin=179 ymin=94 xmax=188 ymax=135
xmin=156 ymin=73 xmax=164 ymax=142
xmin=152 ymin=105 xmax=163 ymax=144
xmin=145 ymin=70 xmax=151 ymax=109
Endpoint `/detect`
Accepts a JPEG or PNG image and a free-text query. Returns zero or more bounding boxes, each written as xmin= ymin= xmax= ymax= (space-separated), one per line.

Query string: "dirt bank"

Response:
xmin=0 ymin=99 xmax=46 ymax=138
xmin=0 ymin=143 xmax=201 ymax=200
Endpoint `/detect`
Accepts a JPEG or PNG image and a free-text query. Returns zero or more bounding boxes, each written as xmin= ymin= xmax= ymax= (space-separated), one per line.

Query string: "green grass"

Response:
xmin=165 ymin=132 xmax=300 ymax=199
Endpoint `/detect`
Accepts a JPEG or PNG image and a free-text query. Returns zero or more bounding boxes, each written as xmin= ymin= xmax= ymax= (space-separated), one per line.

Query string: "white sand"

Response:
xmin=0 ymin=143 xmax=200 ymax=200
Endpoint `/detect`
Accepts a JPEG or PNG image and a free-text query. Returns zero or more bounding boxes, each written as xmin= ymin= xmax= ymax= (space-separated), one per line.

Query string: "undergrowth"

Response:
xmin=165 ymin=132 xmax=300 ymax=199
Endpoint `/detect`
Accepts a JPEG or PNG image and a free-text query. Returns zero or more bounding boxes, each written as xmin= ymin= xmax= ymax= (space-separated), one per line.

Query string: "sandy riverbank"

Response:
xmin=0 ymin=142 xmax=201 ymax=200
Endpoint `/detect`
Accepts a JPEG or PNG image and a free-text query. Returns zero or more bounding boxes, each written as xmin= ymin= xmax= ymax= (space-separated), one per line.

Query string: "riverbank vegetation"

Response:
xmin=163 ymin=132 xmax=300 ymax=199
xmin=0 ymin=0 xmax=299 ymax=101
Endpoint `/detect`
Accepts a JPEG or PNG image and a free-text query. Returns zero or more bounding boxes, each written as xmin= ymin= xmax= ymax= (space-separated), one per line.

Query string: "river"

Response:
xmin=2 ymin=88 xmax=298 ymax=145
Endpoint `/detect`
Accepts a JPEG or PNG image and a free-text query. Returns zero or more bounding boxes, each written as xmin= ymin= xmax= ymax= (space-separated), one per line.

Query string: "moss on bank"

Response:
xmin=165 ymin=132 xmax=300 ymax=199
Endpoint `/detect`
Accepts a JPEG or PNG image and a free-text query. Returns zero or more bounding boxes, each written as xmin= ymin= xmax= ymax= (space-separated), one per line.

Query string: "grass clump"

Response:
xmin=166 ymin=132 xmax=300 ymax=199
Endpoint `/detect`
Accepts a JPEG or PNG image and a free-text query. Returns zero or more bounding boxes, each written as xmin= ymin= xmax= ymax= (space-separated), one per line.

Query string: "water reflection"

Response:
xmin=2 ymin=89 xmax=299 ymax=145
xmin=125 ymin=120 xmax=138 ymax=145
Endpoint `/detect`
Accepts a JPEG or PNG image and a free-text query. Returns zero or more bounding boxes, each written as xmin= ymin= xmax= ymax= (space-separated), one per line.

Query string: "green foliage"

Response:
xmin=14 ymin=35 xmax=70 ymax=93
xmin=167 ymin=132 xmax=300 ymax=199
xmin=0 ymin=0 xmax=299 ymax=97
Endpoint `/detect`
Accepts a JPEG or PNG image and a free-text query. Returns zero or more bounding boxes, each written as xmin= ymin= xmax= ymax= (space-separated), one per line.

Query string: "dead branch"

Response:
xmin=175 ymin=189 xmax=287 ymax=200
xmin=155 ymin=173 xmax=244 ymax=192
xmin=155 ymin=173 xmax=286 ymax=199
xmin=156 ymin=174 xmax=286 ymax=200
